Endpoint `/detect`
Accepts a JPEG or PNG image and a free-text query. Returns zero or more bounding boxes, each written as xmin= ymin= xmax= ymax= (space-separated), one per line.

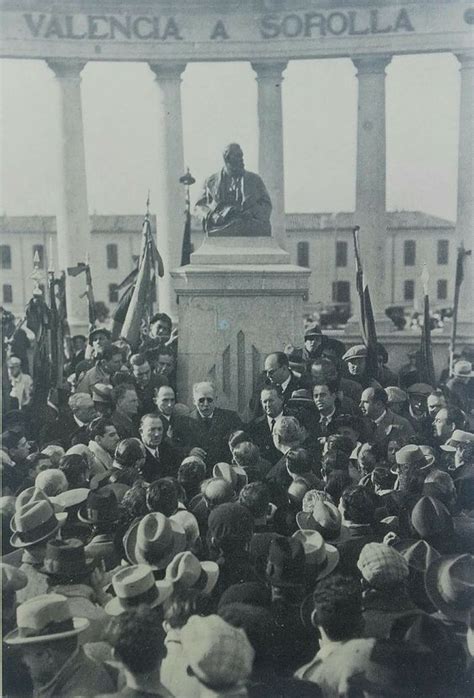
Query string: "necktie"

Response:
xmin=270 ymin=419 xmax=276 ymax=433
xmin=154 ymin=448 xmax=160 ymax=461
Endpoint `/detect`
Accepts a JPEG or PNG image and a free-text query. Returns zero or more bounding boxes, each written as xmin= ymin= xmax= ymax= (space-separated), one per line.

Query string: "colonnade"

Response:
xmin=47 ymin=52 xmax=473 ymax=330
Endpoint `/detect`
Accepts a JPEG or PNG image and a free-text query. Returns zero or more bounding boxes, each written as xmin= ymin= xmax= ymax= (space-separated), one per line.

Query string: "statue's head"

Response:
xmin=223 ymin=143 xmax=244 ymax=177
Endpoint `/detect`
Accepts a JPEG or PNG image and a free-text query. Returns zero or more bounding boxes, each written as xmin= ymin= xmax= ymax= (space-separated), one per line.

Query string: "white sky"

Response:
xmin=0 ymin=52 xmax=459 ymax=221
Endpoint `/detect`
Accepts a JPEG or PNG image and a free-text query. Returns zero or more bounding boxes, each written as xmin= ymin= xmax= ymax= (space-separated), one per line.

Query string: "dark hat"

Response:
xmin=77 ymin=489 xmax=119 ymax=525
xmin=287 ymin=389 xmax=313 ymax=406
xmin=218 ymin=582 xmax=271 ymax=611
xmin=425 ymin=554 xmax=474 ymax=623
xmin=304 ymin=323 xmax=322 ymax=339
xmin=40 ymin=538 xmax=95 ymax=578
xmin=410 ymin=496 xmax=453 ymax=540
xmin=411 ymin=497 xmax=453 ymax=539
xmin=207 ymin=503 xmax=254 ymax=544
xmin=249 ymin=532 xmax=283 ymax=581
xmin=71 ymin=335 xmax=87 ymax=343
xmin=89 ymin=328 xmax=111 ymax=345
xmin=218 ymin=603 xmax=277 ymax=662
xmin=266 ymin=536 xmax=306 ymax=588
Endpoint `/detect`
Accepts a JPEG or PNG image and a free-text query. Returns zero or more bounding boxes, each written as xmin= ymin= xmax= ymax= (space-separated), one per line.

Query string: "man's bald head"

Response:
xmin=359 ymin=387 xmax=387 ymax=420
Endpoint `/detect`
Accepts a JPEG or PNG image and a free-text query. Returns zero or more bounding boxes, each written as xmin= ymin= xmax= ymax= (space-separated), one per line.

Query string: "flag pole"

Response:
xmin=449 ymin=243 xmax=471 ymax=375
xmin=180 ymin=168 xmax=195 ymax=266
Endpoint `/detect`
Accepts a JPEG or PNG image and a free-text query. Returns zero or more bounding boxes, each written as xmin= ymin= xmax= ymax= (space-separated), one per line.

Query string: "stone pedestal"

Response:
xmin=172 ymin=237 xmax=310 ymax=417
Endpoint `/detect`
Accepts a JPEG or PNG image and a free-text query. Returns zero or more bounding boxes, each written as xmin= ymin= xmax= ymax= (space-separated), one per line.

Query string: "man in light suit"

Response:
xmin=188 ymin=382 xmax=242 ymax=471
xmin=359 ymin=387 xmax=414 ymax=445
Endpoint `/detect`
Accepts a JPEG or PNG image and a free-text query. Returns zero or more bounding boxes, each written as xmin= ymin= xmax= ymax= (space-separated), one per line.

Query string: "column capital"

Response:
xmin=251 ymin=61 xmax=288 ymax=81
xmin=148 ymin=62 xmax=187 ymax=81
xmin=47 ymin=60 xmax=86 ymax=79
xmin=352 ymin=55 xmax=392 ymax=77
xmin=455 ymin=51 xmax=474 ymax=70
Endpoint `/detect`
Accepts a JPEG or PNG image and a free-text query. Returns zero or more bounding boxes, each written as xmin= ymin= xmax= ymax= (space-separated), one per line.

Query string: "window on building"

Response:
xmin=437 ymin=279 xmax=448 ymax=300
xmin=2 ymin=284 xmax=13 ymax=303
xmin=108 ymin=283 xmax=119 ymax=303
xmin=332 ymin=281 xmax=350 ymax=303
xmin=32 ymin=244 xmax=45 ymax=269
xmin=437 ymin=240 xmax=449 ymax=265
xmin=404 ymin=280 xmax=415 ymax=301
xmin=106 ymin=244 xmax=118 ymax=269
xmin=0 ymin=245 xmax=12 ymax=269
xmin=297 ymin=241 xmax=309 ymax=268
xmin=335 ymin=241 xmax=347 ymax=267
xmin=404 ymin=240 xmax=416 ymax=266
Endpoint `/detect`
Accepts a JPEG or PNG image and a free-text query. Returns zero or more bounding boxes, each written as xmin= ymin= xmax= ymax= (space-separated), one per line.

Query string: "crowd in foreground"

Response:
xmin=2 ymin=313 xmax=474 ymax=697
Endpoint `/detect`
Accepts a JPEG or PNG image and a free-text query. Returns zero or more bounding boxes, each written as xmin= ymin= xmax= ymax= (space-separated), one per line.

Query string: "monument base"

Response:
xmin=172 ymin=237 xmax=310 ymax=417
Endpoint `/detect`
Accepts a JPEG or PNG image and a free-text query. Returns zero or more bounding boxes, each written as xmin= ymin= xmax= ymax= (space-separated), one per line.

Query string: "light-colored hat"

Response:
xmin=292 ymin=529 xmax=340 ymax=580
xmin=342 ymin=345 xmax=367 ymax=362
xmin=105 ymin=564 xmax=173 ymax=616
xmin=181 ymin=614 xmax=254 ymax=687
xmin=296 ymin=500 xmax=350 ymax=545
xmin=453 ymin=360 xmax=474 ymax=378
xmin=91 ymin=383 xmax=113 ymax=403
xmin=68 ymin=393 xmax=94 ymax=410
xmin=357 ymin=543 xmax=409 ymax=589
xmin=7 ymin=356 xmax=22 ymax=368
xmin=212 ymin=462 xmax=248 ymax=490
xmin=2 ymin=563 xmax=28 ymax=593
xmin=384 ymin=387 xmax=407 ymax=404
xmin=50 ymin=488 xmax=89 ymax=510
xmin=11 ymin=497 xmax=66 ymax=542
xmin=4 ymin=594 xmax=89 ymax=645
xmin=395 ymin=445 xmax=428 ymax=469
xmin=13 ymin=488 xmax=67 ymax=529
xmin=123 ymin=512 xmax=186 ymax=570
xmin=441 ymin=430 xmax=474 ymax=452
xmin=166 ymin=551 xmax=219 ymax=595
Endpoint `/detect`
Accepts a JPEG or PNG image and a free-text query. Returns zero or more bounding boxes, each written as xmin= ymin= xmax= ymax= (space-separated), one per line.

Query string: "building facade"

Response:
xmin=0 ymin=210 xmax=454 ymax=319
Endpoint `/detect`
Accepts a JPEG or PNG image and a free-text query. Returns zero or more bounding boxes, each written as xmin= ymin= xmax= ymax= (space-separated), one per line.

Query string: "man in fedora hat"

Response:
xmin=446 ymin=360 xmax=474 ymax=413
xmin=82 ymin=489 xmax=121 ymax=571
xmin=4 ymin=594 xmax=114 ymax=697
xmin=11 ymin=497 xmax=65 ymax=604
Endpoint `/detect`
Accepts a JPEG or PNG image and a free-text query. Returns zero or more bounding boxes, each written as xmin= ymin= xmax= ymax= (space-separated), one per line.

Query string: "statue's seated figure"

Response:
xmin=195 ymin=143 xmax=272 ymax=237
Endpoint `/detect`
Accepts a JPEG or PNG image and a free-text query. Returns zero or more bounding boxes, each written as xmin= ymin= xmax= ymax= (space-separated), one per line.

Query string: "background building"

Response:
xmin=0 ymin=210 xmax=454 ymax=321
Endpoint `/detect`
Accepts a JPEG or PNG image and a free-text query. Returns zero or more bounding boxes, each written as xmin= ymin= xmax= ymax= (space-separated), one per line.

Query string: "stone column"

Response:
xmin=352 ymin=55 xmax=392 ymax=320
xmin=251 ymin=62 xmax=288 ymax=248
xmin=148 ymin=63 xmax=186 ymax=320
xmin=454 ymin=52 xmax=474 ymax=331
xmin=48 ymin=60 xmax=90 ymax=333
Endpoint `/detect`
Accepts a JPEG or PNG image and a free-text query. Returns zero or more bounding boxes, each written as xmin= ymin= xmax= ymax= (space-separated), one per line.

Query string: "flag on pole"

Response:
xmin=419 ymin=265 xmax=435 ymax=386
xmin=352 ymin=226 xmax=379 ymax=379
xmin=119 ymin=208 xmax=164 ymax=350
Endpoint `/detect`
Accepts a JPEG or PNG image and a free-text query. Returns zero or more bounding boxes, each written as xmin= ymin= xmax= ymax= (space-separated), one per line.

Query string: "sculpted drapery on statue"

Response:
xmin=195 ymin=143 xmax=272 ymax=237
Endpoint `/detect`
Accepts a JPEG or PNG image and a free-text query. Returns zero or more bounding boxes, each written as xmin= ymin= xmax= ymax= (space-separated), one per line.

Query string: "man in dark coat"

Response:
xmin=247 ymin=385 xmax=287 ymax=466
xmin=139 ymin=413 xmax=180 ymax=482
xmin=189 ymin=381 xmax=242 ymax=471
xmin=250 ymin=352 xmax=303 ymax=418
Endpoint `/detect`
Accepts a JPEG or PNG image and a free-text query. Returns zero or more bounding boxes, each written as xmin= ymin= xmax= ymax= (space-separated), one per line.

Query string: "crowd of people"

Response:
xmin=2 ymin=314 xmax=474 ymax=697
